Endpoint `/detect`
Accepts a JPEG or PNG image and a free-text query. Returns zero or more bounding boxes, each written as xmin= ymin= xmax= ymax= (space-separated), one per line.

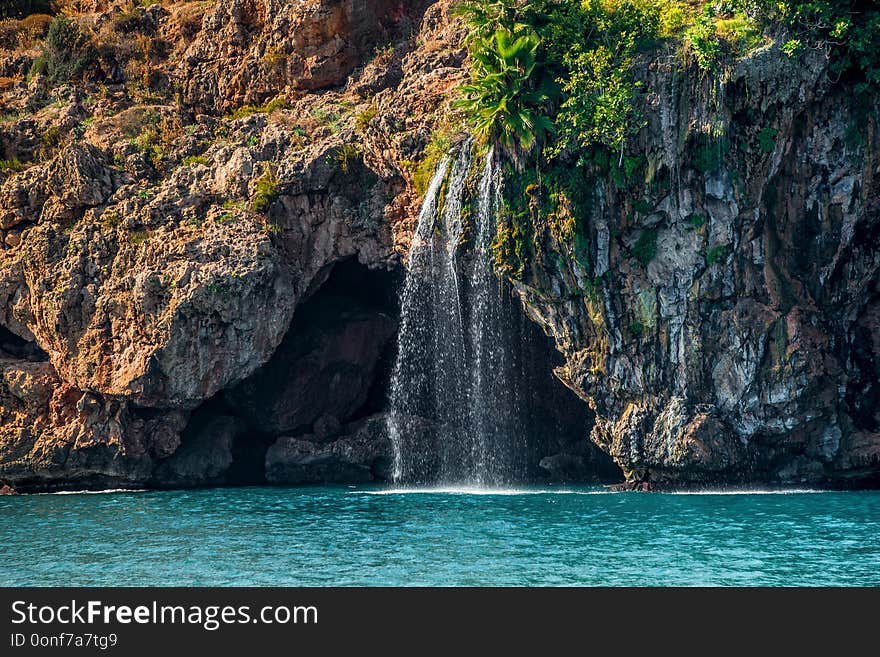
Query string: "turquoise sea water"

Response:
xmin=1 ymin=486 xmax=878 ymax=586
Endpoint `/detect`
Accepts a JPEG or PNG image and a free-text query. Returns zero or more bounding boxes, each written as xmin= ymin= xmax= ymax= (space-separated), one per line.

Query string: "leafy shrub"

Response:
xmin=0 ymin=158 xmax=24 ymax=172
xmin=310 ymin=106 xmax=342 ymax=132
xmin=411 ymin=130 xmax=452 ymax=195
xmin=334 ymin=143 xmax=360 ymax=172
xmin=686 ymin=7 xmax=722 ymax=70
xmin=715 ymin=14 xmax=764 ymax=53
xmin=689 ymin=213 xmax=707 ymax=230
xmin=706 ymin=244 xmax=730 ymax=264
xmin=355 ymin=105 xmax=377 ymax=133
xmin=29 ymin=15 xmax=96 ymax=84
xmin=251 ymin=170 xmax=279 ymax=213
xmin=781 ymin=38 xmax=802 ymax=57
xmin=227 ymin=98 xmax=290 ymax=120
xmin=659 ymin=2 xmax=696 ymax=37
xmin=757 ymin=126 xmax=777 ymax=153
xmin=127 ymin=110 xmax=179 ymax=171
xmin=182 ymin=155 xmax=208 ymax=167
xmin=633 ymin=229 xmax=658 ymax=267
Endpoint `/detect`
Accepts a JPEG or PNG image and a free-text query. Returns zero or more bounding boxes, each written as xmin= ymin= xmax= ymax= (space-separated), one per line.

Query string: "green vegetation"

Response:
xmin=227 ymin=98 xmax=290 ymax=120
xmin=29 ymin=15 xmax=96 ymax=85
xmin=334 ymin=143 xmax=360 ymax=172
xmin=409 ymin=129 xmax=453 ymax=195
xmin=182 ymin=155 xmax=209 ymax=167
xmin=685 ymin=7 xmax=723 ymax=71
xmin=632 ymin=228 xmax=658 ymax=267
xmin=310 ymin=107 xmax=343 ymax=133
xmin=355 ymin=105 xmax=378 ymax=133
xmin=262 ymin=221 xmax=283 ymax=235
xmin=128 ymin=229 xmax=151 ymax=245
xmin=251 ymin=169 xmax=279 ymax=213
xmin=455 ymin=0 xmax=880 ymax=161
xmin=706 ymin=244 xmax=730 ymax=265
xmin=128 ymin=110 xmax=179 ymax=171
xmin=757 ymin=126 xmax=777 ymax=153
xmin=100 ymin=208 xmax=121 ymax=228
xmin=446 ymin=1 xmax=880 ymax=284
xmin=689 ymin=213 xmax=707 ymax=230
xmin=0 ymin=158 xmax=24 ymax=173
xmin=453 ymin=21 xmax=554 ymax=162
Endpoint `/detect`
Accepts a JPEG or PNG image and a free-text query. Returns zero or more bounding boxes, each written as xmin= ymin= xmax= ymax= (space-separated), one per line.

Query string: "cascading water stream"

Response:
xmin=387 ymin=144 xmax=527 ymax=487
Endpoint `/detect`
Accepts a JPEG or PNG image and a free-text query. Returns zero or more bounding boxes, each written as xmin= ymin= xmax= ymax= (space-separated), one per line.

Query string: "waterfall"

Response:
xmin=387 ymin=143 xmax=526 ymax=487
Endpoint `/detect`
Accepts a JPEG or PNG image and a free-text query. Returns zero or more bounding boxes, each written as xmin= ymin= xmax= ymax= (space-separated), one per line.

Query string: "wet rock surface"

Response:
xmin=513 ymin=47 xmax=880 ymax=488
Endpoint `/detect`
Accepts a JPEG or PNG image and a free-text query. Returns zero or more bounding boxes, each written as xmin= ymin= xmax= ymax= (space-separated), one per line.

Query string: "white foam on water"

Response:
xmin=666 ymin=489 xmax=825 ymax=496
xmin=32 ymin=488 xmax=149 ymax=496
xmin=363 ymin=487 xmax=829 ymax=497
xmin=362 ymin=487 xmax=615 ymax=496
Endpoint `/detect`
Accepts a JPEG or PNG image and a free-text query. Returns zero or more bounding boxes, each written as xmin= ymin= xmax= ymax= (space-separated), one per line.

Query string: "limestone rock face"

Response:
xmin=0 ymin=355 xmax=187 ymax=492
xmin=0 ymin=1 xmax=464 ymax=490
xmin=178 ymin=0 xmax=429 ymax=113
xmin=512 ymin=46 xmax=880 ymax=488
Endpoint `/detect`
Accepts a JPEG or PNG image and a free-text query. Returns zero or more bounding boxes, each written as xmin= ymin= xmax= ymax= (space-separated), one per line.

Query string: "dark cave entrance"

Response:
xmin=152 ymin=257 xmax=403 ymax=488
xmin=0 ymin=325 xmax=48 ymax=362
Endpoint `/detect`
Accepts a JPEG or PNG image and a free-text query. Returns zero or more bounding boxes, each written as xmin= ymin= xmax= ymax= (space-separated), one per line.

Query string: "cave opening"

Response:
xmin=152 ymin=257 xmax=403 ymax=488
xmin=0 ymin=325 xmax=48 ymax=362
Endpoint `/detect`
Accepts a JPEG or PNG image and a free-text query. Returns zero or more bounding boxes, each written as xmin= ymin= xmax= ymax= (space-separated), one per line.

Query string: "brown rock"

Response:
xmin=4 ymin=231 xmax=20 ymax=248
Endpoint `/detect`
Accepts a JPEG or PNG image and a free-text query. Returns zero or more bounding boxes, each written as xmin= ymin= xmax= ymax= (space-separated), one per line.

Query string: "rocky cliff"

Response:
xmin=514 ymin=45 xmax=880 ymax=489
xmin=0 ymin=1 xmax=877 ymax=491
xmin=0 ymin=0 xmax=612 ymax=492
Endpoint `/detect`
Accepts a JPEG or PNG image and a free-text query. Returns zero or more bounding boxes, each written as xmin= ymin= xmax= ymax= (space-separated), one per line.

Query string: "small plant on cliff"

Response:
xmin=757 ymin=126 xmax=777 ymax=153
xmin=410 ymin=129 xmax=452 ymax=195
xmin=227 ymin=98 xmax=290 ymax=120
xmin=182 ymin=155 xmax=209 ymax=167
xmin=705 ymin=243 xmax=730 ymax=265
xmin=632 ymin=228 xmax=658 ymax=267
xmin=355 ymin=104 xmax=378 ymax=133
xmin=29 ymin=15 xmax=96 ymax=85
xmin=0 ymin=158 xmax=24 ymax=173
xmin=251 ymin=170 xmax=279 ymax=213
xmin=334 ymin=143 xmax=360 ymax=172
xmin=310 ymin=107 xmax=342 ymax=133
xmin=685 ymin=6 xmax=722 ymax=71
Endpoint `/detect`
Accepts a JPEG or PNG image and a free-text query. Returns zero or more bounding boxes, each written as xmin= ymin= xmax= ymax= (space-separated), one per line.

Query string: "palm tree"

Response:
xmin=455 ymin=27 xmax=555 ymax=166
